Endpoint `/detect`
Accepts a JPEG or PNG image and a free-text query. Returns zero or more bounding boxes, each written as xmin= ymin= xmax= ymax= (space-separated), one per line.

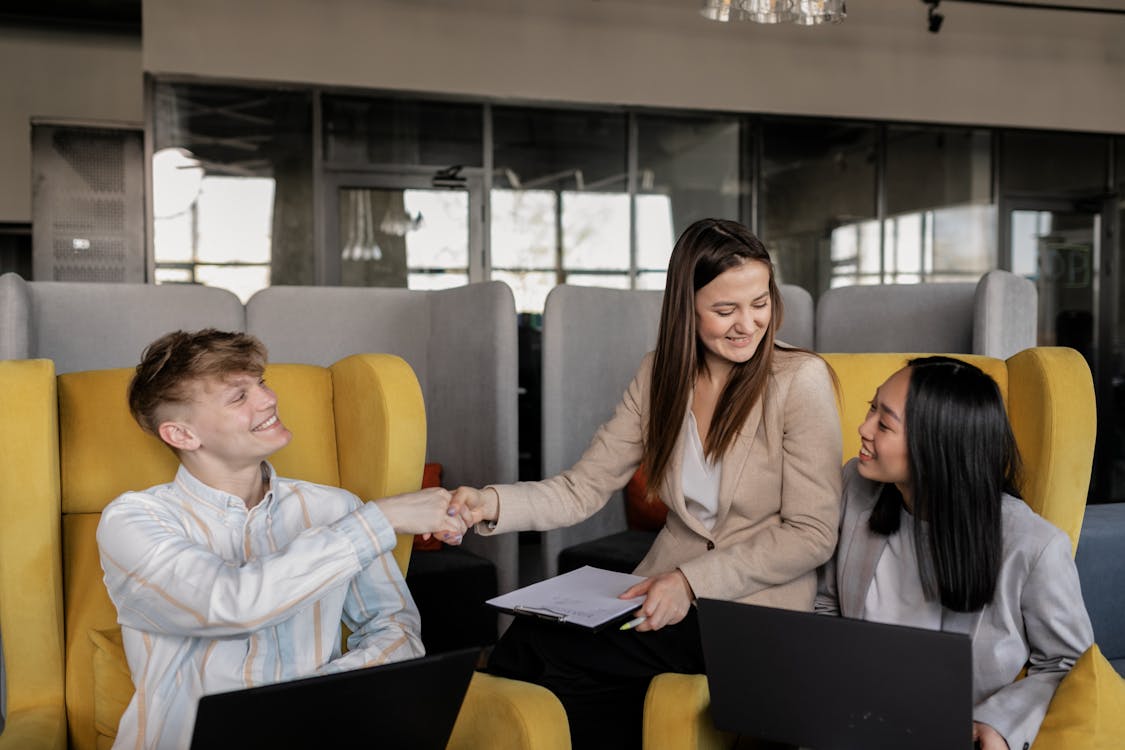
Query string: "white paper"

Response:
xmin=486 ymin=565 xmax=647 ymax=629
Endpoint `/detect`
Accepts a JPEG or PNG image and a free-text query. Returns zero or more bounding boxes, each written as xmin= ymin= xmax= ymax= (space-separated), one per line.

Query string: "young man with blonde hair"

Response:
xmin=97 ymin=329 xmax=463 ymax=750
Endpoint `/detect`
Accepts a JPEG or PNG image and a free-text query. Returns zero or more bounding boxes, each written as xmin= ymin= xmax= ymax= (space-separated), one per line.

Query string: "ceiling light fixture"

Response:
xmin=701 ymin=0 xmax=846 ymax=25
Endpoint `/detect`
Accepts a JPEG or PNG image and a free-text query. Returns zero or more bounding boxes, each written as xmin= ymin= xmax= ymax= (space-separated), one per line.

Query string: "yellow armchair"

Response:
xmin=0 ymin=360 xmax=66 ymax=750
xmin=1 ymin=353 xmax=570 ymax=750
xmin=642 ymin=347 xmax=1102 ymax=750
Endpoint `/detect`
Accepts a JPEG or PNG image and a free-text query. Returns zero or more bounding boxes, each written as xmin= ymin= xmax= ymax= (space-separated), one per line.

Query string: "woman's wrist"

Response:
xmin=483 ymin=487 xmax=501 ymax=523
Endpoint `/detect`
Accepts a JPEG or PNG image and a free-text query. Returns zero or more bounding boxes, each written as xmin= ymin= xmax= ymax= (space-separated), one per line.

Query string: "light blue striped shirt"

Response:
xmin=97 ymin=461 xmax=424 ymax=750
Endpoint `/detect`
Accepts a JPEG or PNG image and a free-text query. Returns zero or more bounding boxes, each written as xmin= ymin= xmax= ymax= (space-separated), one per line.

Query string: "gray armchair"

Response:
xmin=0 ymin=274 xmax=521 ymax=595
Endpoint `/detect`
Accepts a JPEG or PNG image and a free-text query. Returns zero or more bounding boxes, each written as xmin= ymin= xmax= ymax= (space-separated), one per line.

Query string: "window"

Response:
xmin=152 ymin=82 xmax=313 ymax=300
xmin=491 ymin=106 xmax=628 ymax=312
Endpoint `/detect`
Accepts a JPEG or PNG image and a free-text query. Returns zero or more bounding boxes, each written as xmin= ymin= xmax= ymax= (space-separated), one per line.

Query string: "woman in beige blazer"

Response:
xmin=453 ymin=218 xmax=843 ymax=749
xmin=816 ymin=357 xmax=1093 ymax=750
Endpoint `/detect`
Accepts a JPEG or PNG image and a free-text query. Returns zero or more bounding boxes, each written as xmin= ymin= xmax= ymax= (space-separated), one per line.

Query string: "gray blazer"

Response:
xmin=484 ymin=347 xmax=843 ymax=610
xmin=816 ymin=460 xmax=1094 ymax=750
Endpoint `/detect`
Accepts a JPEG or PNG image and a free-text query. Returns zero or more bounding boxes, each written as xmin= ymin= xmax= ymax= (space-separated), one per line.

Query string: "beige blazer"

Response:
xmin=485 ymin=346 xmax=843 ymax=610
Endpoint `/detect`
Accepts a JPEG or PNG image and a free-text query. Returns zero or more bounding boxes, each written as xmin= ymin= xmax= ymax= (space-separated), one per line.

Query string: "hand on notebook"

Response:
xmin=374 ymin=487 xmax=467 ymax=543
xmin=972 ymin=721 xmax=1007 ymax=750
xmin=618 ymin=569 xmax=694 ymax=632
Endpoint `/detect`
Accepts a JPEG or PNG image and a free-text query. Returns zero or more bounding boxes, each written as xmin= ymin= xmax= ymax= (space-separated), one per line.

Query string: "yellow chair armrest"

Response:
xmin=643 ymin=672 xmax=733 ymax=750
xmin=1032 ymin=644 xmax=1125 ymax=749
xmin=0 ymin=705 xmax=68 ymax=750
xmin=331 ymin=353 xmax=428 ymax=574
xmin=448 ymin=672 xmax=570 ymax=750
xmin=1006 ymin=347 xmax=1096 ymax=552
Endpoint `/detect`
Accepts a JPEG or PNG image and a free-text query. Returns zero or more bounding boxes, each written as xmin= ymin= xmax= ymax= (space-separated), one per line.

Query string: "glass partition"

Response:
xmin=336 ymin=186 xmax=469 ymax=289
xmin=635 ymin=113 xmax=746 ymax=287
xmin=1002 ymin=131 xmax=1109 ymax=195
xmin=1112 ymin=138 xmax=1125 ymax=499
xmin=884 ymin=126 xmax=995 ymax=283
xmin=761 ymin=118 xmax=878 ymax=295
xmin=322 ymin=96 xmax=482 ymax=168
xmin=152 ymin=81 xmax=314 ymax=301
xmin=147 ymin=74 xmax=1125 ymax=500
xmin=491 ymin=106 xmax=628 ymax=312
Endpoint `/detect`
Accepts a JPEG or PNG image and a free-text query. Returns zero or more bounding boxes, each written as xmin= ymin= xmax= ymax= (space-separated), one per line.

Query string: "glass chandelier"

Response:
xmin=701 ymin=0 xmax=846 ymax=24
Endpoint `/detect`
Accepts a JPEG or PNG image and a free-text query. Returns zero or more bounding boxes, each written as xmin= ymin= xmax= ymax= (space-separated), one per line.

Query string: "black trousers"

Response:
xmin=486 ymin=609 xmax=705 ymax=750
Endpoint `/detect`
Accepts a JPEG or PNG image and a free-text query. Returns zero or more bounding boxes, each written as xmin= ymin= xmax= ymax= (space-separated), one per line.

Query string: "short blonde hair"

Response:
xmin=128 ymin=329 xmax=267 ymax=435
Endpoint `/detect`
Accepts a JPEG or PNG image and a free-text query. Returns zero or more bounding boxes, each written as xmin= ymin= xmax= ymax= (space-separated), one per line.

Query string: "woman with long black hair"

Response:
xmin=817 ymin=356 xmax=1093 ymax=750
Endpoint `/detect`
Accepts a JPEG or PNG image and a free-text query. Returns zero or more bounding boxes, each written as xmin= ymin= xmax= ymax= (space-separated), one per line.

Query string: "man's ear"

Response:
xmin=158 ymin=420 xmax=200 ymax=452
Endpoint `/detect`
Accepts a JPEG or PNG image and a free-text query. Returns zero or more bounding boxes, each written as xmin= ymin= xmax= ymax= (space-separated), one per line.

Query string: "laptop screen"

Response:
xmin=190 ymin=647 xmax=479 ymax=750
xmin=698 ymin=599 xmax=973 ymax=750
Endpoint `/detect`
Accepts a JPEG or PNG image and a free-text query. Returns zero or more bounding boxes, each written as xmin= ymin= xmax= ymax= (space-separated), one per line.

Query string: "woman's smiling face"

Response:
xmin=693 ymin=259 xmax=772 ymax=372
xmin=857 ymin=366 xmax=912 ymax=499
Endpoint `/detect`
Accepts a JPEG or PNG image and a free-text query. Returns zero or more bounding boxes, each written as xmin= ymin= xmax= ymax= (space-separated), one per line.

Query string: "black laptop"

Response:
xmin=190 ymin=647 xmax=479 ymax=750
xmin=698 ymin=598 xmax=973 ymax=750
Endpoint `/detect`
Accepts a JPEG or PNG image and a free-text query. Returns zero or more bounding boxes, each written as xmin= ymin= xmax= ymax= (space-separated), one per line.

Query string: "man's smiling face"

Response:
xmin=169 ymin=372 xmax=293 ymax=470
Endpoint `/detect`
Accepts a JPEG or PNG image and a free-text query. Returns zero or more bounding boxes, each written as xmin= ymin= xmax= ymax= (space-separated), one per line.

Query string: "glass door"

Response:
xmin=322 ymin=169 xmax=484 ymax=288
xmin=1004 ymin=196 xmax=1117 ymax=499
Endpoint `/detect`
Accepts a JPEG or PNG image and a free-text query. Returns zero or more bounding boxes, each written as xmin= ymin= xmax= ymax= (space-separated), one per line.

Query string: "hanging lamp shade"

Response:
xmin=701 ymin=0 xmax=846 ymax=25
xmin=790 ymin=0 xmax=846 ymax=25
xmin=700 ymin=0 xmax=740 ymax=21
xmin=737 ymin=0 xmax=794 ymax=23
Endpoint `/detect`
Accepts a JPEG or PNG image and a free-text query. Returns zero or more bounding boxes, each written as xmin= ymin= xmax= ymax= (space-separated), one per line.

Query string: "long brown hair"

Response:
xmin=642 ymin=219 xmax=783 ymax=491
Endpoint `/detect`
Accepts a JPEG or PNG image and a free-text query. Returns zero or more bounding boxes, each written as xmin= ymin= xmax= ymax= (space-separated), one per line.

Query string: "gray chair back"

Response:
xmin=973 ymin=269 xmax=1038 ymax=359
xmin=246 ymin=281 xmax=520 ymax=591
xmin=0 ymin=273 xmax=245 ymax=372
xmin=815 ymin=270 xmax=1036 ymax=358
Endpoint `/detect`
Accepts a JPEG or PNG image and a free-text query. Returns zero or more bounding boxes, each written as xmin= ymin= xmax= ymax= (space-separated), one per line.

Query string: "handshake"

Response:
xmin=373 ymin=486 xmax=498 ymax=544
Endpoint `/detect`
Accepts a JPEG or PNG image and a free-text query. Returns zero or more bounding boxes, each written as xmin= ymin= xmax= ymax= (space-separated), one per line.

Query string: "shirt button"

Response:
xmin=706 ymin=541 xmax=715 ymax=550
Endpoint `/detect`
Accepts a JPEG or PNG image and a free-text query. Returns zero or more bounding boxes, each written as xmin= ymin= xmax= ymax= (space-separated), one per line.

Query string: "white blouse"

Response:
xmin=864 ymin=509 xmax=943 ymax=630
xmin=682 ymin=411 xmax=722 ymax=531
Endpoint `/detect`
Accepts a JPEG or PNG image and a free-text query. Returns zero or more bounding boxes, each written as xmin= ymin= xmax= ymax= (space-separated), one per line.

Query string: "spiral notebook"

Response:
xmin=486 ymin=565 xmax=646 ymax=630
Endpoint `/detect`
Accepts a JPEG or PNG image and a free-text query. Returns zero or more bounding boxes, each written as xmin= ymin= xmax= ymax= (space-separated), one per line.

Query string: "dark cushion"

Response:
xmin=406 ymin=545 xmax=498 ymax=653
xmin=1075 ymin=502 xmax=1125 ymax=675
xmin=557 ymin=530 xmax=658 ymax=575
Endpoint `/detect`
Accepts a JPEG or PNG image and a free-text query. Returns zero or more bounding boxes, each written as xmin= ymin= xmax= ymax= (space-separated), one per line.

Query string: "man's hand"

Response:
xmin=448 ymin=486 xmax=498 ymax=529
xmin=618 ymin=569 xmax=694 ymax=632
xmin=972 ymin=721 xmax=1009 ymax=750
xmin=374 ymin=488 xmax=467 ymax=543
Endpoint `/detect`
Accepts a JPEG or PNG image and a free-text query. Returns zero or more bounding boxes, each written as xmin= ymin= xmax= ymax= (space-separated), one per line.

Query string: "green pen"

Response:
xmin=619 ymin=615 xmax=647 ymax=631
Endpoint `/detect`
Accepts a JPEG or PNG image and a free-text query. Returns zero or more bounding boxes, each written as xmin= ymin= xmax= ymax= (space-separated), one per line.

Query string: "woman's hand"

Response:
xmin=448 ymin=486 xmax=499 ymax=528
xmin=374 ymin=487 xmax=466 ymax=543
xmin=972 ymin=721 xmax=1009 ymax=750
xmin=619 ymin=569 xmax=694 ymax=632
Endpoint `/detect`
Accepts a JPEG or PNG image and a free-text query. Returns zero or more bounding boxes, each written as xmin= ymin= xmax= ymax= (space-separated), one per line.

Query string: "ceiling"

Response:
xmin=0 ymin=0 xmax=140 ymax=31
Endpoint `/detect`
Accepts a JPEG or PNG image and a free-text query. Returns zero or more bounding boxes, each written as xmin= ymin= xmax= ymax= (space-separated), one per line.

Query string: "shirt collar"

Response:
xmin=174 ymin=461 xmax=279 ymax=514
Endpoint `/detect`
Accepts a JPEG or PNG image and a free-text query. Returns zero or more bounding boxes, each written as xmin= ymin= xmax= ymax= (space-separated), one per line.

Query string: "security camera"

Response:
xmin=926 ymin=1 xmax=944 ymax=33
